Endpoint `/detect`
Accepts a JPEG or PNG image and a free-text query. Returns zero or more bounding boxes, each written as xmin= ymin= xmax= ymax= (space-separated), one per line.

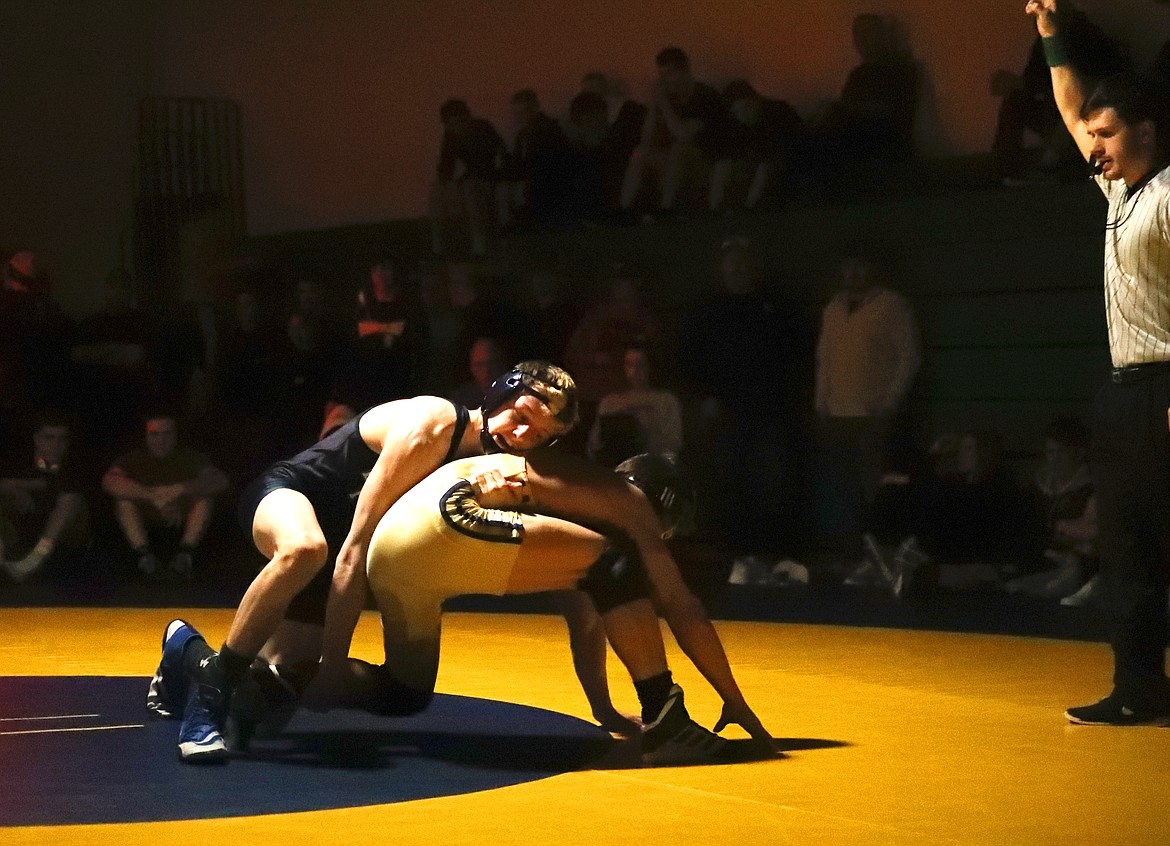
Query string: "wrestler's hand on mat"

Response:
xmin=593 ymin=705 xmax=642 ymax=737
xmin=714 ymin=701 xmax=778 ymax=755
xmin=469 ymin=468 xmax=528 ymax=509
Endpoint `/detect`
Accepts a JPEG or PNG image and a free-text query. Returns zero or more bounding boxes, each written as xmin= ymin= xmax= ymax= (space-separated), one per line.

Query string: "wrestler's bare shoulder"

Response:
xmin=358 ymin=396 xmax=459 ymax=448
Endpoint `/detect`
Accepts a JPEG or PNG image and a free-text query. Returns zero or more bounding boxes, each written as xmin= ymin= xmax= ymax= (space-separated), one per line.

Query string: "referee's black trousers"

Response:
xmin=1091 ymin=370 xmax=1170 ymax=704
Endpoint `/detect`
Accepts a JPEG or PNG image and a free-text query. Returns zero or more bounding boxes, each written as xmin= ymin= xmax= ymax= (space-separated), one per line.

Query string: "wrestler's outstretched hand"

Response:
xmin=469 ymin=468 xmax=528 ymax=509
xmin=714 ymin=700 xmax=779 ymax=756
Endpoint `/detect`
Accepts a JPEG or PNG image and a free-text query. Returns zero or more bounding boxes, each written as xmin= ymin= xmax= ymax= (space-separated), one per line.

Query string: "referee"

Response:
xmin=1029 ymin=0 xmax=1170 ymax=725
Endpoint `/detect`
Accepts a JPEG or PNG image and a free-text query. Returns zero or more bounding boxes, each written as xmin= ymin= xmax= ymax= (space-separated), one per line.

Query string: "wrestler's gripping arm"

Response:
xmin=520 ymin=451 xmax=775 ymax=747
xmin=319 ymin=397 xmax=464 ymax=667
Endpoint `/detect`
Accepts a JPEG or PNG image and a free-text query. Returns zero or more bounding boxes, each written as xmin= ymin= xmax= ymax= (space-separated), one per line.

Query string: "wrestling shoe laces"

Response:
xmin=641 ymin=684 xmax=727 ymax=766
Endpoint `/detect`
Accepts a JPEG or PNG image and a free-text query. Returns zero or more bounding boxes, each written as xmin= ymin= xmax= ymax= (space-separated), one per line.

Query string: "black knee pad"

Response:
xmin=364 ymin=665 xmax=434 ymax=717
xmin=576 ymin=543 xmax=650 ymax=615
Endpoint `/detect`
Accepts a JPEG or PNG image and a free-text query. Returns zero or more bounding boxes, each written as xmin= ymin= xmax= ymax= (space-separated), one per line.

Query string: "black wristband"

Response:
xmin=1042 ymin=35 xmax=1070 ymax=68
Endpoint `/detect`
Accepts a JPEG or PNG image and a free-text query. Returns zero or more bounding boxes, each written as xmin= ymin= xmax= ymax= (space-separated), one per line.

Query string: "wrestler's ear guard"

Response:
xmin=614 ymin=452 xmax=696 ymax=540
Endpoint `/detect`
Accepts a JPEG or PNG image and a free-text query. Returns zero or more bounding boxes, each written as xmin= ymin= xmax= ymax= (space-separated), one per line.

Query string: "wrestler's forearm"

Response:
xmin=660 ymin=598 xmax=749 ymax=710
xmin=319 ymin=548 xmax=368 ymax=664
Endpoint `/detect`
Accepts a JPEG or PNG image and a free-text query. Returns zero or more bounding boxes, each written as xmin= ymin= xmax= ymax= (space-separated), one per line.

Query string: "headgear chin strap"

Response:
xmin=479 ymin=370 xmax=552 ymax=454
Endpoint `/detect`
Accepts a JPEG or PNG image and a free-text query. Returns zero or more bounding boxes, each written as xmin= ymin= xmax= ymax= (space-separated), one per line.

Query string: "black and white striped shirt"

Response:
xmin=1098 ymin=165 xmax=1170 ymax=367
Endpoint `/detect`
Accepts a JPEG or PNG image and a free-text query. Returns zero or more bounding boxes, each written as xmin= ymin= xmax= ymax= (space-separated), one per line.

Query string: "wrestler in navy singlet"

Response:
xmin=235 ymin=402 xmax=471 ymax=623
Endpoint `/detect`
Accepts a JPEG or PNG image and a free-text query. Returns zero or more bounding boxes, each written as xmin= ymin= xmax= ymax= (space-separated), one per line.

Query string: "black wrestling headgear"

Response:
xmin=479 ymin=360 xmax=579 ymax=454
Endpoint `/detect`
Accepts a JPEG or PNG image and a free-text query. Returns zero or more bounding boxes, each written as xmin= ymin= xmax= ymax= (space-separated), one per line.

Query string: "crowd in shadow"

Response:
xmin=430 ymin=16 xmax=923 ymax=257
xmin=429 ymin=8 xmax=1170 ymax=259
xmin=0 ymin=231 xmax=1100 ymax=615
xmin=18 ymin=4 xmax=1170 ymax=613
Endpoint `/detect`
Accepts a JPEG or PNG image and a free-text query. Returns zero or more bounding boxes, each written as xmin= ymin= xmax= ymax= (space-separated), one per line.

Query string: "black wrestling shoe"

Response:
xmin=641 ymin=684 xmax=727 ymax=766
xmin=226 ymin=662 xmax=303 ymax=750
xmin=1065 ymin=694 xmax=1170 ymax=726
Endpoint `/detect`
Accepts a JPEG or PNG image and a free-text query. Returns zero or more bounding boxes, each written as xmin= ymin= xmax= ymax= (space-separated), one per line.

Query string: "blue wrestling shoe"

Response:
xmin=145 ymin=619 xmax=204 ymax=719
xmin=178 ymin=682 xmax=228 ymax=763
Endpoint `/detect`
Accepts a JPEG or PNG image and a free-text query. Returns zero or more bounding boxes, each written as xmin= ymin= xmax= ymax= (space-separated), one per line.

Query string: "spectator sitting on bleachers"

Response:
xmin=497 ymin=89 xmax=570 ymax=227
xmin=710 ymin=79 xmax=804 ymax=211
xmin=70 ymin=268 xmax=165 ymax=451
xmin=565 ymin=74 xmax=648 ymax=215
xmin=270 ymin=277 xmax=347 ymax=455
xmin=802 ymin=14 xmax=919 ymax=183
xmin=1004 ymin=417 xmax=1098 ymax=602
xmin=442 ymin=262 xmax=535 ymax=396
xmin=563 ymin=264 xmax=661 ymax=411
xmin=587 ymin=345 xmax=682 ymax=468
xmin=0 ymin=409 xmax=91 ymax=582
xmin=446 ymin=335 xmax=511 ymax=410
xmin=101 ymin=411 xmax=229 ymax=580
xmin=563 ymin=90 xmax=617 ymax=223
xmin=0 ymin=251 xmax=75 ymax=431
xmin=521 ymin=264 xmax=582 ymax=364
xmin=860 ymin=430 xmax=1040 ymax=598
xmin=429 ymin=99 xmax=506 ymax=257
xmin=339 ymin=258 xmax=430 ymax=409
xmin=213 ymin=286 xmax=284 ymax=481
xmin=619 ymin=46 xmax=730 ymax=214
xmin=575 ymin=71 xmax=647 ymax=169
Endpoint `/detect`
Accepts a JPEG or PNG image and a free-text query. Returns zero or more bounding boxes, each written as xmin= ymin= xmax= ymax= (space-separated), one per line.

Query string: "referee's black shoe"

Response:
xmin=1065 ymin=693 xmax=1170 ymax=726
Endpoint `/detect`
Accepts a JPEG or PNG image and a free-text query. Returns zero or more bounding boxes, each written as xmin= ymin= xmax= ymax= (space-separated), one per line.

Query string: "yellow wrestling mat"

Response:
xmin=1 ymin=607 xmax=1167 ymax=845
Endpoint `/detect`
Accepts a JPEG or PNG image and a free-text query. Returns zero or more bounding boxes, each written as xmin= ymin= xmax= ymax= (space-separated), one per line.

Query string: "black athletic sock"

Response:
xmin=181 ymin=638 xmax=216 ymax=677
xmin=634 ymin=670 xmax=675 ymax=724
xmin=218 ymin=644 xmax=255 ymax=693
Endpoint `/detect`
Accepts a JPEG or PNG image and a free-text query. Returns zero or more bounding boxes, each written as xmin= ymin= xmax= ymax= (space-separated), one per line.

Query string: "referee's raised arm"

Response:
xmin=1026 ymin=0 xmax=1095 ymax=163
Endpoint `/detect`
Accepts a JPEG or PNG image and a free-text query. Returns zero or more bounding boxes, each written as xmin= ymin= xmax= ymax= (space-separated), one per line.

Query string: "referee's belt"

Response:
xmin=1110 ymin=361 xmax=1170 ymax=383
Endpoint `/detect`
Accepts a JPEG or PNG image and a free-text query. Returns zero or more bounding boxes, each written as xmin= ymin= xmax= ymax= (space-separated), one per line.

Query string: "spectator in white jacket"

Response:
xmin=814 ymin=244 xmax=921 ymax=553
